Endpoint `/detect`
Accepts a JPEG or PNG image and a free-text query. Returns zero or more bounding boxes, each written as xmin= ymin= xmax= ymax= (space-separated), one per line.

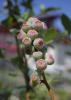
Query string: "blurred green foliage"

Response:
xmin=0 ymin=49 xmax=4 ymax=59
xmin=44 ymin=28 xmax=57 ymax=44
xmin=61 ymin=14 xmax=71 ymax=34
xmin=40 ymin=5 xmax=60 ymax=15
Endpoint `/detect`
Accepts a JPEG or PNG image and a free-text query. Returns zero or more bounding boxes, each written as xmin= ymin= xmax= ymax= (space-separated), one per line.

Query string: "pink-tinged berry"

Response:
xmin=29 ymin=74 xmax=39 ymax=86
xmin=27 ymin=17 xmax=39 ymax=28
xmin=17 ymin=29 xmax=26 ymax=40
xmin=28 ymin=17 xmax=38 ymax=22
xmin=27 ymin=17 xmax=43 ymax=29
xmin=22 ymin=17 xmax=47 ymax=30
xmin=45 ymin=53 xmax=54 ymax=65
xmin=22 ymin=37 xmax=31 ymax=46
xmin=32 ymin=51 xmax=43 ymax=60
xmin=27 ymin=29 xmax=38 ymax=39
xmin=33 ymin=38 xmax=44 ymax=50
xmin=36 ymin=59 xmax=47 ymax=70
xmin=22 ymin=22 xmax=30 ymax=30
xmin=34 ymin=20 xmax=43 ymax=28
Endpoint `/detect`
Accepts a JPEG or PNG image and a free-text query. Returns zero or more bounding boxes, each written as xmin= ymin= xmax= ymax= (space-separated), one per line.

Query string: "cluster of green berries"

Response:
xmin=17 ymin=17 xmax=54 ymax=86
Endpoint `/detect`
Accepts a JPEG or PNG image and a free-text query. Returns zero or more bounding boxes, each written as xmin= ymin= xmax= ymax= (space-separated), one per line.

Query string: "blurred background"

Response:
xmin=0 ymin=0 xmax=71 ymax=100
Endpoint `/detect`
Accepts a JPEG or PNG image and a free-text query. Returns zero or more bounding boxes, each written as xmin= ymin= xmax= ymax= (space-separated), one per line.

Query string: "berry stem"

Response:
xmin=41 ymin=72 xmax=50 ymax=91
xmin=41 ymin=72 xmax=57 ymax=100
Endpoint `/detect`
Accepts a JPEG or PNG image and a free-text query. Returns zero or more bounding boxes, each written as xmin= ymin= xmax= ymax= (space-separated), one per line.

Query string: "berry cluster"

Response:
xmin=17 ymin=17 xmax=54 ymax=86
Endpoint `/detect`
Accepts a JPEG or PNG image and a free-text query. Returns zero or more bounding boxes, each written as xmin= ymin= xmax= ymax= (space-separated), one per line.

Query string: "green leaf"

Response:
xmin=38 ymin=29 xmax=47 ymax=38
xmin=46 ymin=7 xmax=60 ymax=12
xmin=44 ymin=28 xmax=57 ymax=44
xmin=22 ymin=12 xmax=31 ymax=21
xmin=2 ymin=16 xmax=13 ymax=28
xmin=21 ymin=11 xmax=33 ymax=21
xmin=0 ymin=49 xmax=4 ymax=59
xmin=10 ymin=28 xmax=19 ymax=36
xmin=61 ymin=14 xmax=71 ymax=34
xmin=40 ymin=5 xmax=60 ymax=15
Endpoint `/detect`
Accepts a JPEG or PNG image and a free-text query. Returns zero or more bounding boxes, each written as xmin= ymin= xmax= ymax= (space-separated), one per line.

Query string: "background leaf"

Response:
xmin=22 ymin=12 xmax=30 ymax=20
xmin=40 ymin=5 xmax=60 ymax=15
xmin=44 ymin=28 xmax=57 ymax=44
xmin=45 ymin=7 xmax=60 ymax=12
xmin=2 ymin=17 xmax=13 ymax=28
xmin=61 ymin=14 xmax=71 ymax=34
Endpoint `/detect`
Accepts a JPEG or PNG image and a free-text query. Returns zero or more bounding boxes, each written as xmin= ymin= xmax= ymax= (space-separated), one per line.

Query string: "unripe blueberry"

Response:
xmin=27 ymin=29 xmax=38 ymax=40
xmin=27 ymin=17 xmax=39 ymax=28
xmin=45 ymin=53 xmax=54 ymax=65
xmin=17 ymin=29 xmax=26 ymax=40
xmin=22 ymin=22 xmax=30 ymax=30
xmin=33 ymin=38 xmax=44 ymax=50
xmin=36 ymin=59 xmax=47 ymax=70
xmin=22 ymin=37 xmax=31 ymax=46
xmin=29 ymin=74 xmax=39 ymax=86
xmin=22 ymin=17 xmax=47 ymax=30
xmin=29 ymin=18 xmax=47 ymax=29
xmin=34 ymin=20 xmax=43 ymax=29
xmin=32 ymin=51 xmax=43 ymax=60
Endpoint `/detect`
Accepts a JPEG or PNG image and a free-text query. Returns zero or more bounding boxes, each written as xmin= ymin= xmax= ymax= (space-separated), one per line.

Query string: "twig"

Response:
xmin=41 ymin=72 xmax=58 ymax=100
xmin=41 ymin=72 xmax=50 ymax=91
